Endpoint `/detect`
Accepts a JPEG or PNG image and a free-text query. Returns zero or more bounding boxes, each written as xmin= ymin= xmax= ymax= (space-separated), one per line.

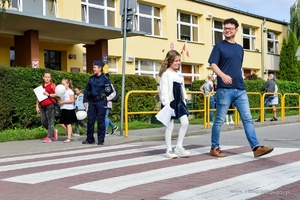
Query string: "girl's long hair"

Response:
xmin=158 ymin=50 xmax=181 ymax=77
xmin=63 ymin=78 xmax=73 ymax=90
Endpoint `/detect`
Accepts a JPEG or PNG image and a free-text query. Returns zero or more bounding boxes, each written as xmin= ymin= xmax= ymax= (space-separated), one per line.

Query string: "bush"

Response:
xmin=0 ymin=66 xmax=157 ymax=131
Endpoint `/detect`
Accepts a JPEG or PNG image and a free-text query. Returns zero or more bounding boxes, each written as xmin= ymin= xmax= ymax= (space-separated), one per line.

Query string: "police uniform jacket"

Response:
xmin=83 ymin=74 xmax=113 ymax=103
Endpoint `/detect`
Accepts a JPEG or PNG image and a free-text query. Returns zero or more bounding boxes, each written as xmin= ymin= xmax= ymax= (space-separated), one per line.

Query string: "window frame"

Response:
xmin=212 ymin=19 xmax=224 ymax=45
xmin=108 ymin=57 xmax=118 ymax=74
xmin=81 ymin=0 xmax=116 ymax=27
xmin=267 ymin=31 xmax=279 ymax=54
xmin=177 ymin=12 xmax=199 ymax=42
xmin=44 ymin=50 xmax=61 ymax=71
xmin=179 ymin=64 xmax=200 ymax=83
xmin=242 ymin=26 xmax=256 ymax=51
xmin=135 ymin=59 xmax=160 ymax=81
xmin=135 ymin=3 xmax=162 ymax=36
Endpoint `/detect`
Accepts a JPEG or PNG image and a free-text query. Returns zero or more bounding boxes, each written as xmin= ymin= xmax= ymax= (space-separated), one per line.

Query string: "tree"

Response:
xmin=279 ymin=30 xmax=300 ymax=82
xmin=0 ymin=0 xmax=11 ymax=24
xmin=290 ymin=0 xmax=300 ymax=43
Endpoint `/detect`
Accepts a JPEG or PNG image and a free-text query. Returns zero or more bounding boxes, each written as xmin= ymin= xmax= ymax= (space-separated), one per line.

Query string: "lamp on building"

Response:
xmin=68 ymin=54 xmax=73 ymax=59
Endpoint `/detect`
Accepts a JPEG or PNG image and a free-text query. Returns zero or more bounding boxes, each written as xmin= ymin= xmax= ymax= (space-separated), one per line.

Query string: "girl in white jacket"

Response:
xmin=158 ymin=50 xmax=190 ymax=159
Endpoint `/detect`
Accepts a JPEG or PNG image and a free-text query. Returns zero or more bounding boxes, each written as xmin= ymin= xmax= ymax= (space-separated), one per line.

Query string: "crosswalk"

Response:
xmin=0 ymin=144 xmax=299 ymax=200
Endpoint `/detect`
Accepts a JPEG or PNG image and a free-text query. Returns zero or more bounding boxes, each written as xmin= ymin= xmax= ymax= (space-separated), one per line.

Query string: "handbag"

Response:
xmin=48 ymin=96 xmax=61 ymax=116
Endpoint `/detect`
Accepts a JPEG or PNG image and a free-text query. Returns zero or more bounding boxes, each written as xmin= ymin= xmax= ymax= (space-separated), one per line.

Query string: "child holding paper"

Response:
xmin=158 ymin=50 xmax=190 ymax=159
xmin=35 ymin=72 xmax=58 ymax=143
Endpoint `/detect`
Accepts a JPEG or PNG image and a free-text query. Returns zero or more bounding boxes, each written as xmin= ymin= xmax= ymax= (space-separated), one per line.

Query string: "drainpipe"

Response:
xmin=261 ymin=18 xmax=266 ymax=79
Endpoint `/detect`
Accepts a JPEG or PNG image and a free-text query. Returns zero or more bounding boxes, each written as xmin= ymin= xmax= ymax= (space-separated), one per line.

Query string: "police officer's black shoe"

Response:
xmin=82 ymin=140 xmax=95 ymax=144
xmin=97 ymin=142 xmax=104 ymax=145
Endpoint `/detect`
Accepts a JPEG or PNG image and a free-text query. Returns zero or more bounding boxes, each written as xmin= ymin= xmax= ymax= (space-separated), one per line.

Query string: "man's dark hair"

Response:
xmin=223 ymin=18 xmax=239 ymax=28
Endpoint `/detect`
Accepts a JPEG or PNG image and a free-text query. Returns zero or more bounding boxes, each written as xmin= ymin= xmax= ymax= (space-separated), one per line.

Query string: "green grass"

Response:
xmin=0 ymin=109 xmax=298 ymax=143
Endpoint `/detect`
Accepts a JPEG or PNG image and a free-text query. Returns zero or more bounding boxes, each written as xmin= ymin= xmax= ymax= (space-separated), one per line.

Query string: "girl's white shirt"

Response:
xmin=60 ymin=89 xmax=75 ymax=110
xmin=159 ymin=68 xmax=187 ymax=106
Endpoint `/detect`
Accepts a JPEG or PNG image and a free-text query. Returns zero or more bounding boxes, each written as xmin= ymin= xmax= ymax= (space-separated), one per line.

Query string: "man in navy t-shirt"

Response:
xmin=208 ymin=18 xmax=274 ymax=158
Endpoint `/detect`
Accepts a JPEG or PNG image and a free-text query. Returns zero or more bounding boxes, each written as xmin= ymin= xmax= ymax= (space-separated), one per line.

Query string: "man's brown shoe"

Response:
xmin=254 ymin=146 xmax=274 ymax=158
xmin=210 ymin=147 xmax=225 ymax=157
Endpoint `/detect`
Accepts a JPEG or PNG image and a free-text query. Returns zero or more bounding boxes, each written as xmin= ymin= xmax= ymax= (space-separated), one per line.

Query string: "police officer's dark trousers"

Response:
xmin=86 ymin=100 xmax=107 ymax=143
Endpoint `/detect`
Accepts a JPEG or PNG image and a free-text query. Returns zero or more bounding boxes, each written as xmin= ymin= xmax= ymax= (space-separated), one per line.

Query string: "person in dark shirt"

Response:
xmin=82 ymin=60 xmax=113 ymax=145
xmin=208 ymin=18 xmax=274 ymax=158
xmin=255 ymin=73 xmax=276 ymax=122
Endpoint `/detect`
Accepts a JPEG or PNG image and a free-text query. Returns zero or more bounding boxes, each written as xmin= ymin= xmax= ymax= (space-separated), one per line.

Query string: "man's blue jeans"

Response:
xmin=207 ymin=96 xmax=215 ymax=122
xmin=211 ymin=88 xmax=260 ymax=150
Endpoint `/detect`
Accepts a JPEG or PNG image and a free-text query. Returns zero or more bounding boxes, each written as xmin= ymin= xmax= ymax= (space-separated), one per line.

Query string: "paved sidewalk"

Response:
xmin=0 ymin=115 xmax=299 ymax=157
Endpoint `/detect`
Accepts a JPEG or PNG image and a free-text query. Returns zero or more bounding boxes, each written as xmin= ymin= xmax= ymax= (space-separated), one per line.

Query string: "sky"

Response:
xmin=207 ymin=0 xmax=297 ymax=22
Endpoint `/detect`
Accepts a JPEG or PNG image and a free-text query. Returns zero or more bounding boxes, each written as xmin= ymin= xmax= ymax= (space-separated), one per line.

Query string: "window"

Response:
xmin=20 ymin=0 xmax=56 ymax=16
xmin=177 ymin=12 xmax=198 ymax=42
xmin=242 ymin=27 xmax=256 ymax=50
xmin=267 ymin=31 xmax=279 ymax=54
xmin=81 ymin=0 xmax=116 ymax=27
xmin=108 ymin=58 xmax=118 ymax=74
xmin=212 ymin=20 xmax=223 ymax=44
xmin=10 ymin=47 xmax=15 ymax=67
xmin=135 ymin=60 xmax=200 ymax=84
xmin=135 ymin=60 xmax=160 ymax=82
xmin=180 ymin=64 xmax=200 ymax=84
xmin=11 ymin=0 xmax=19 ymax=10
xmin=44 ymin=50 xmax=61 ymax=70
xmin=135 ymin=3 xmax=161 ymax=36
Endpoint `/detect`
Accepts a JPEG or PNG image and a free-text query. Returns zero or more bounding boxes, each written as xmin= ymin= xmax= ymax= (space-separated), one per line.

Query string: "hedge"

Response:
xmin=0 ymin=66 xmax=157 ymax=131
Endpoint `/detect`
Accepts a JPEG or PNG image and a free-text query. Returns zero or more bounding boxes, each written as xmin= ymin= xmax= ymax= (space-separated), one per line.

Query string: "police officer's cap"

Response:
xmin=93 ymin=60 xmax=105 ymax=67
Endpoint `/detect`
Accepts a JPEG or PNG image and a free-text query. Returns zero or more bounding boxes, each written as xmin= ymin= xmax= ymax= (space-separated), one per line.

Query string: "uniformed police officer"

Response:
xmin=82 ymin=60 xmax=113 ymax=145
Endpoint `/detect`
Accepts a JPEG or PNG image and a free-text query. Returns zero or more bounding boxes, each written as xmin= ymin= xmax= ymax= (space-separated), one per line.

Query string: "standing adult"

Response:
xmin=35 ymin=72 xmax=58 ymax=143
xmin=82 ymin=60 xmax=113 ymax=145
xmin=255 ymin=73 xmax=276 ymax=122
xmin=208 ymin=18 xmax=274 ymax=158
xmin=200 ymin=74 xmax=215 ymax=125
xmin=158 ymin=50 xmax=190 ymax=159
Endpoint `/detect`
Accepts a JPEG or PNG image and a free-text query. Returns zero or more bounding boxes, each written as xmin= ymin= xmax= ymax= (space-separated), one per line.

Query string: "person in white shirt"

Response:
xmin=58 ymin=79 xmax=77 ymax=143
xmin=158 ymin=50 xmax=190 ymax=159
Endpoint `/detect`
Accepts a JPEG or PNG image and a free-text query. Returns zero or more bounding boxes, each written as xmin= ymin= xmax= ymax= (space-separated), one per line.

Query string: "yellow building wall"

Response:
xmin=57 ymin=0 xmax=82 ymax=21
xmin=39 ymin=42 xmax=84 ymax=72
xmin=109 ymin=0 xmax=288 ymax=80
xmin=0 ymin=36 xmax=13 ymax=66
xmin=0 ymin=0 xmax=288 ymax=79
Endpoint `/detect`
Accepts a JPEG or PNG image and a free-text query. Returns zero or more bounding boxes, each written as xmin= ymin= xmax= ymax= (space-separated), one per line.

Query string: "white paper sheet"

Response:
xmin=33 ymin=86 xmax=47 ymax=102
xmin=155 ymin=106 xmax=175 ymax=127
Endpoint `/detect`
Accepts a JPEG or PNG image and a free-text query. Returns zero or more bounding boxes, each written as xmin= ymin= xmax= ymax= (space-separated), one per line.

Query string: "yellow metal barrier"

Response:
xmin=259 ymin=92 xmax=283 ymax=123
xmin=124 ymin=90 xmax=206 ymax=137
xmin=124 ymin=90 xmax=300 ymax=138
xmin=206 ymin=92 xmax=261 ymax=127
xmin=282 ymin=93 xmax=300 ymax=121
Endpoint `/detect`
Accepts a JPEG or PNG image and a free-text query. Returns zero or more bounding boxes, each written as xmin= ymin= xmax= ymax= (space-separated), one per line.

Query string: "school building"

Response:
xmin=0 ymin=0 xmax=288 ymax=84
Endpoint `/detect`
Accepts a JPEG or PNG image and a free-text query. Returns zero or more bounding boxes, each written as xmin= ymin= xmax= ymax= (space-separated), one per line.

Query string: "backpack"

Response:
xmin=111 ymin=85 xmax=119 ymax=102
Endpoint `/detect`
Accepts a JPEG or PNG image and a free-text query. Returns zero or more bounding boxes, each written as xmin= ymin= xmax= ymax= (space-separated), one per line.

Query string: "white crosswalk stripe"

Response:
xmin=0 ymin=145 xmax=165 ymax=172
xmin=3 ymin=146 xmax=215 ymax=184
xmin=0 ymin=144 xmax=137 ymax=163
xmin=0 ymin=144 xmax=299 ymax=200
xmin=70 ymin=148 xmax=298 ymax=194
xmin=161 ymin=161 xmax=300 ymax=200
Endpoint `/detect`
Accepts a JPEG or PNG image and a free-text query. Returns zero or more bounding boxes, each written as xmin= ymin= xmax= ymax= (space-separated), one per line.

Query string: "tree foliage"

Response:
xmin=290 ymin=0 xmax=300 ymax=44
xmin=279 ymin=30 xmax=300 ymax=82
